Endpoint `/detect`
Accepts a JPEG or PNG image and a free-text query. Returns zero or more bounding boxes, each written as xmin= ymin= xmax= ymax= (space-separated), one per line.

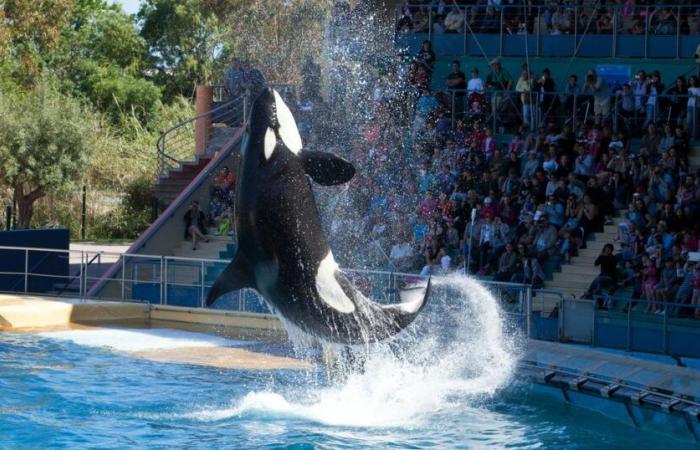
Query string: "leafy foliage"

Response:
xmin=0 ymin=83 xmax=96 ymax=227
xmin=0 ymin=0 xmax=333 ymax=237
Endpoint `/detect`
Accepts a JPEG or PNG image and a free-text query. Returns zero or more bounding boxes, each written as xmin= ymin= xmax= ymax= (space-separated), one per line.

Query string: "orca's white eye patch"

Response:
xmin=273 ymin=89 xmax=302 ymax=154
xmin=264 ymin=127 xmax=276 ymax=160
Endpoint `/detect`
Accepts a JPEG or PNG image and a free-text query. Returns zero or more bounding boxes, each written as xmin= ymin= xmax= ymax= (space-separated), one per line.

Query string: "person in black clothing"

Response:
xmin=536 ymin=68 xmax=558 ymax=124
xmin=184 ymin=201 xmax=209 ymax=251
xmin=584 ymin=243 xmax=618 ymax=304
xmin=415 ymin=40 xmax=436 ymax=81
xmin=446 ymin=61 xmax=467 ymax=119
xmin=665 ymin=76 xmax=688 ymax=129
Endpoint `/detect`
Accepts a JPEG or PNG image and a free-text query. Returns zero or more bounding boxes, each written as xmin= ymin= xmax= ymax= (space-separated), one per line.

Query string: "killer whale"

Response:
xmin=206 ymin=87 xmax=430 ymax=345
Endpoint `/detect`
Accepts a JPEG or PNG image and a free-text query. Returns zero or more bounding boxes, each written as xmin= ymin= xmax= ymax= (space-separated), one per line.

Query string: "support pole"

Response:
xmin=81 ymin=185 xmax=87 ymax=240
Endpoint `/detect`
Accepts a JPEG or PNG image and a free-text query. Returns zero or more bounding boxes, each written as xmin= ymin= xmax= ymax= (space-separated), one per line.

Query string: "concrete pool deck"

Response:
xmin=0 ymin=294 xmax=308 ymax=370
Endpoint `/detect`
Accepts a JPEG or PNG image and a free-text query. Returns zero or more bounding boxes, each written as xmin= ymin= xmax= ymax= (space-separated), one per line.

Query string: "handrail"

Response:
xmin=56 ymin=252 xmax=101 ymax=296
xmin=9 ymin=253 xmax=51 ymax=291
xmin=394 ymin=3 xmax=700 ymax=59
xmin=87 ymin=125 xmax=248 ymax=298
xmin=156 ymin=94 xmax=246 ymax=178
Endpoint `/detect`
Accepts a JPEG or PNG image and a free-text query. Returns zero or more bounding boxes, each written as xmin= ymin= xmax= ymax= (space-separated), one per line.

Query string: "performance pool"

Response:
xmin=0 ymin=277 xmax=693 ymax=449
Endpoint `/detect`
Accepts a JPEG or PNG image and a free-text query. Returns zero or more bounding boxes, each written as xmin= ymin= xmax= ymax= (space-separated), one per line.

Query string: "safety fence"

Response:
xmin=411 ymin=88 xmax=698 ymax=137
xmin=2 ymin=245 xmax=700 ymax=358
xmin=396 ymin=4 xmax=700 ymax=59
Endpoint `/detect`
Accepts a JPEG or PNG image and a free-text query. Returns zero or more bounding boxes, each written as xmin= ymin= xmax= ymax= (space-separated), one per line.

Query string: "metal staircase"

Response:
xmin=154 ymin=95 xmax=247 ymax=209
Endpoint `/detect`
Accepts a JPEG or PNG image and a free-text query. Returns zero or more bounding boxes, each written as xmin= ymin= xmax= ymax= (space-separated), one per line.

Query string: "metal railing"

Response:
xmin=3 ymin=244 xmax=700 ymax=357
xmin=156 ymin=94 xmax=247 ymax=179
xmin=396 ymin=4 xmax=700 ymax=59
xmin=412 ymin=88 xmax=699 ymax=136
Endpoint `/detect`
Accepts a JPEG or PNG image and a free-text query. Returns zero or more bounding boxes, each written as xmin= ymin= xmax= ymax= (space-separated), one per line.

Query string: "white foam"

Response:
xmin=183 ymin=275 xmax=518 ymax=428
xmin=38 ymin=328 xmax=249 ymax=352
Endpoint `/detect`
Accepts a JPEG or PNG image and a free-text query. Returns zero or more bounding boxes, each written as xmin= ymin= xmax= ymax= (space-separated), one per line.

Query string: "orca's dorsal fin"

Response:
xmin=301 ymin=150 xmax=356 ymax=186
xmin=206 ymin=252 xmax=255 ymax=306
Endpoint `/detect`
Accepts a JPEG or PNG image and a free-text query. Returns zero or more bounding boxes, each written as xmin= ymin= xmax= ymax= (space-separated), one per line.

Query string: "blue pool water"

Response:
xmin=0 ymin=331 xmax=691 ymax=449
xmin=0 ymin=277 xmax=694 ymax=449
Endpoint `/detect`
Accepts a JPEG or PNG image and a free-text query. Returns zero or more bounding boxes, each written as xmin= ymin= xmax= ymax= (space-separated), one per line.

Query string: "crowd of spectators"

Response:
xmin=406 ymin=40 xmax=698 ymax=139
xmin=290 ymin=29 xmax=700 ymax=320
xmin=397 ymin=1 xmax=700 ymax=36
xmin=186 ymin=165 xmax=236 ymax=247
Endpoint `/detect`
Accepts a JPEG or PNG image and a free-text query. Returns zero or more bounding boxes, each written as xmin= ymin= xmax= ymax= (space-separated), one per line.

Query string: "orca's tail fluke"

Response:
xmin=205 ymin=253 xmax=254 ymax=306
xmin=378 ymin=277 xmax=431 ymax=332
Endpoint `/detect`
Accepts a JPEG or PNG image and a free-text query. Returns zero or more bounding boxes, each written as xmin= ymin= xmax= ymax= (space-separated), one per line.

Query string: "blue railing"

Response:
xmin=396 ymin=4 xmax=700 ymax=59
xmin=2 ymin=243 xmax=700 ymax=359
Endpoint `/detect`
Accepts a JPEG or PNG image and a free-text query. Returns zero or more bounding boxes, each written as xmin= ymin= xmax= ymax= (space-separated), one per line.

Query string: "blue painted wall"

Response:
xmin=0 ymin=229 xmax=69 ymax=293
xmin=396 ymin=33 xmax=700 ymax=59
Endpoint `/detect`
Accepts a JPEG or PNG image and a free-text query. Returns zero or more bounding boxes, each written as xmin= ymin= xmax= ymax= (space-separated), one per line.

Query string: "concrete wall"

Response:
xmin=95 ymin=130 xmax=245 ymax=300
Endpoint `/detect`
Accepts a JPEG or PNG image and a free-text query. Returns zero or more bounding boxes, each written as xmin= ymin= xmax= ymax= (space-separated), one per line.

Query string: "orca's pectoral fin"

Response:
xmin=301 ymin=150 xmax=356 ymax=186
xmin=206 ymin=253 xmax=254 ymax=306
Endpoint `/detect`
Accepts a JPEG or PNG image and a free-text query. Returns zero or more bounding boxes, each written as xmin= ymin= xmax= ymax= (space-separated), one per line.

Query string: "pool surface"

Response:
xmin=0 ymin=277 xmax=694 ymax=449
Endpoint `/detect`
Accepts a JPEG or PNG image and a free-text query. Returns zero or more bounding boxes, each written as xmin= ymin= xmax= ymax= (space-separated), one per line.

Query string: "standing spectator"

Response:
xmin=396 ymin=7 xmax=413 ymax=32
xmin=446 ymin=61 xmax=467 ymax=118
xmin=467 ymin=68 xmax=484 ymax=94
xmin=516 ymin=69 xmax=535 ymax=131
xmin=536 ymin=68 xmax=558 ymax=123
xmin=415 ymin=40 xmax=436 ymax=80
xmin=688 ymin=76 xmax=700 ymax=138
xmin=562 ymin=74 xmax=579 ymax=120
xmin=486 ymin=58 xmax=513 ymax=121
xmin=643 ymin=71 xmax=664 ymax=129
xmin=666 ymin=76 xmax=688 ymax=129
xmin=631 ymin=70 xmax=648 ymax=121
xmin=582 ymin=69 xmax=610 ymax=124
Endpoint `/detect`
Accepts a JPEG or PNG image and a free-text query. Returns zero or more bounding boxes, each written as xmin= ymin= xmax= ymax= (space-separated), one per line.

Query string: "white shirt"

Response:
xmin=689 ymin=87 xmax=700 ymax=108
xmin=390 ymin=243 xmax=413 ymax=259
xmin=467 ymin=78 xmax=484 ymax=94
xmin=647 ymin=84 xmax=658 ymax=106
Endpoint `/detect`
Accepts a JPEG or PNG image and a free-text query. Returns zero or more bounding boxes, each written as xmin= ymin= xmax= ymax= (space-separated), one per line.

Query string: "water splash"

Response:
xmin=190 ymin=274 xmax=517 ymax=428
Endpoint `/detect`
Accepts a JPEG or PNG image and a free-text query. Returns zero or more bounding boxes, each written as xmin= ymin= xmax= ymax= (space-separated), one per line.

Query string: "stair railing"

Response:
xmin=156 ymin=94 xmax=248 ymax=179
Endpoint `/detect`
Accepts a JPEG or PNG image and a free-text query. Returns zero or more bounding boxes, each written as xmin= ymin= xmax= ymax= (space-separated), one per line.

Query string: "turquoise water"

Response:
xmin=0 ymin=331 xmax=691 ymax=449
xmin=0 ymin=277 xmax=695 ymax=449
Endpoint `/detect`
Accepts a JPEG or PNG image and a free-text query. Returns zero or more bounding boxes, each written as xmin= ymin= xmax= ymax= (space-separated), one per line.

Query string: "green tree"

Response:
xmin=1 ymin=0 xmax=74 ymax=85
xmin=138 ymin=0 xmax=227 ymax=100
xmin=0 ymin=84 xmax=95 ymax=228
xmin=220 ymin=0 xmax=330 ymax=83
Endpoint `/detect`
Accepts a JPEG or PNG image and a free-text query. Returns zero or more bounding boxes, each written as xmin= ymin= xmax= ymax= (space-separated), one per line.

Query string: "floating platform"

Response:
xmin=0 ymin=294 xmax=304 ymax=370
xmin=521 ymin=340 xmax=700 ymax=443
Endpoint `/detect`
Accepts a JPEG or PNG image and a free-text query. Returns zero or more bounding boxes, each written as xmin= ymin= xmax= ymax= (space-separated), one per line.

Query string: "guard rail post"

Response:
xmin=200 ymin=260 xmax=206 ymax=308
xmin=676 ymin=6 xmax=681 ymax=59
xmin=24 ymin=249 xmax=28 ymax=293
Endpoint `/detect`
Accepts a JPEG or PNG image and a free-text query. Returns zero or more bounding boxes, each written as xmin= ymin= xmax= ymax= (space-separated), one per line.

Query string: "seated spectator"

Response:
xmin=655 ymin=258 xmax=679 ymax=315
xmin=584 ymin=243 xmax=618 ymax=304
xmin=511 ymin=253 xmax=546 ymax=288
xmin=531 ymin=211 xmax=558 ymax=261
xmin=212 ymin=166 xmax=235 ymax=199
xmin=184 ymin=201 xmax=209 ymax=251
xmin=492 ymin=241 xmax=516 ymax=282
xmin=444 ymin=6 xmax=464 ymax=33
xmin=390 ymin=230 xmax=416 ymax=271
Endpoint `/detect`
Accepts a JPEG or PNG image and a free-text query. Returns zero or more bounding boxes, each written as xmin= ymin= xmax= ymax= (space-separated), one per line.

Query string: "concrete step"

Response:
xmin=546 ymin=279 xmax=591 ymax=291
xmin=553 ymin=265 xmax=599 ymax=276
